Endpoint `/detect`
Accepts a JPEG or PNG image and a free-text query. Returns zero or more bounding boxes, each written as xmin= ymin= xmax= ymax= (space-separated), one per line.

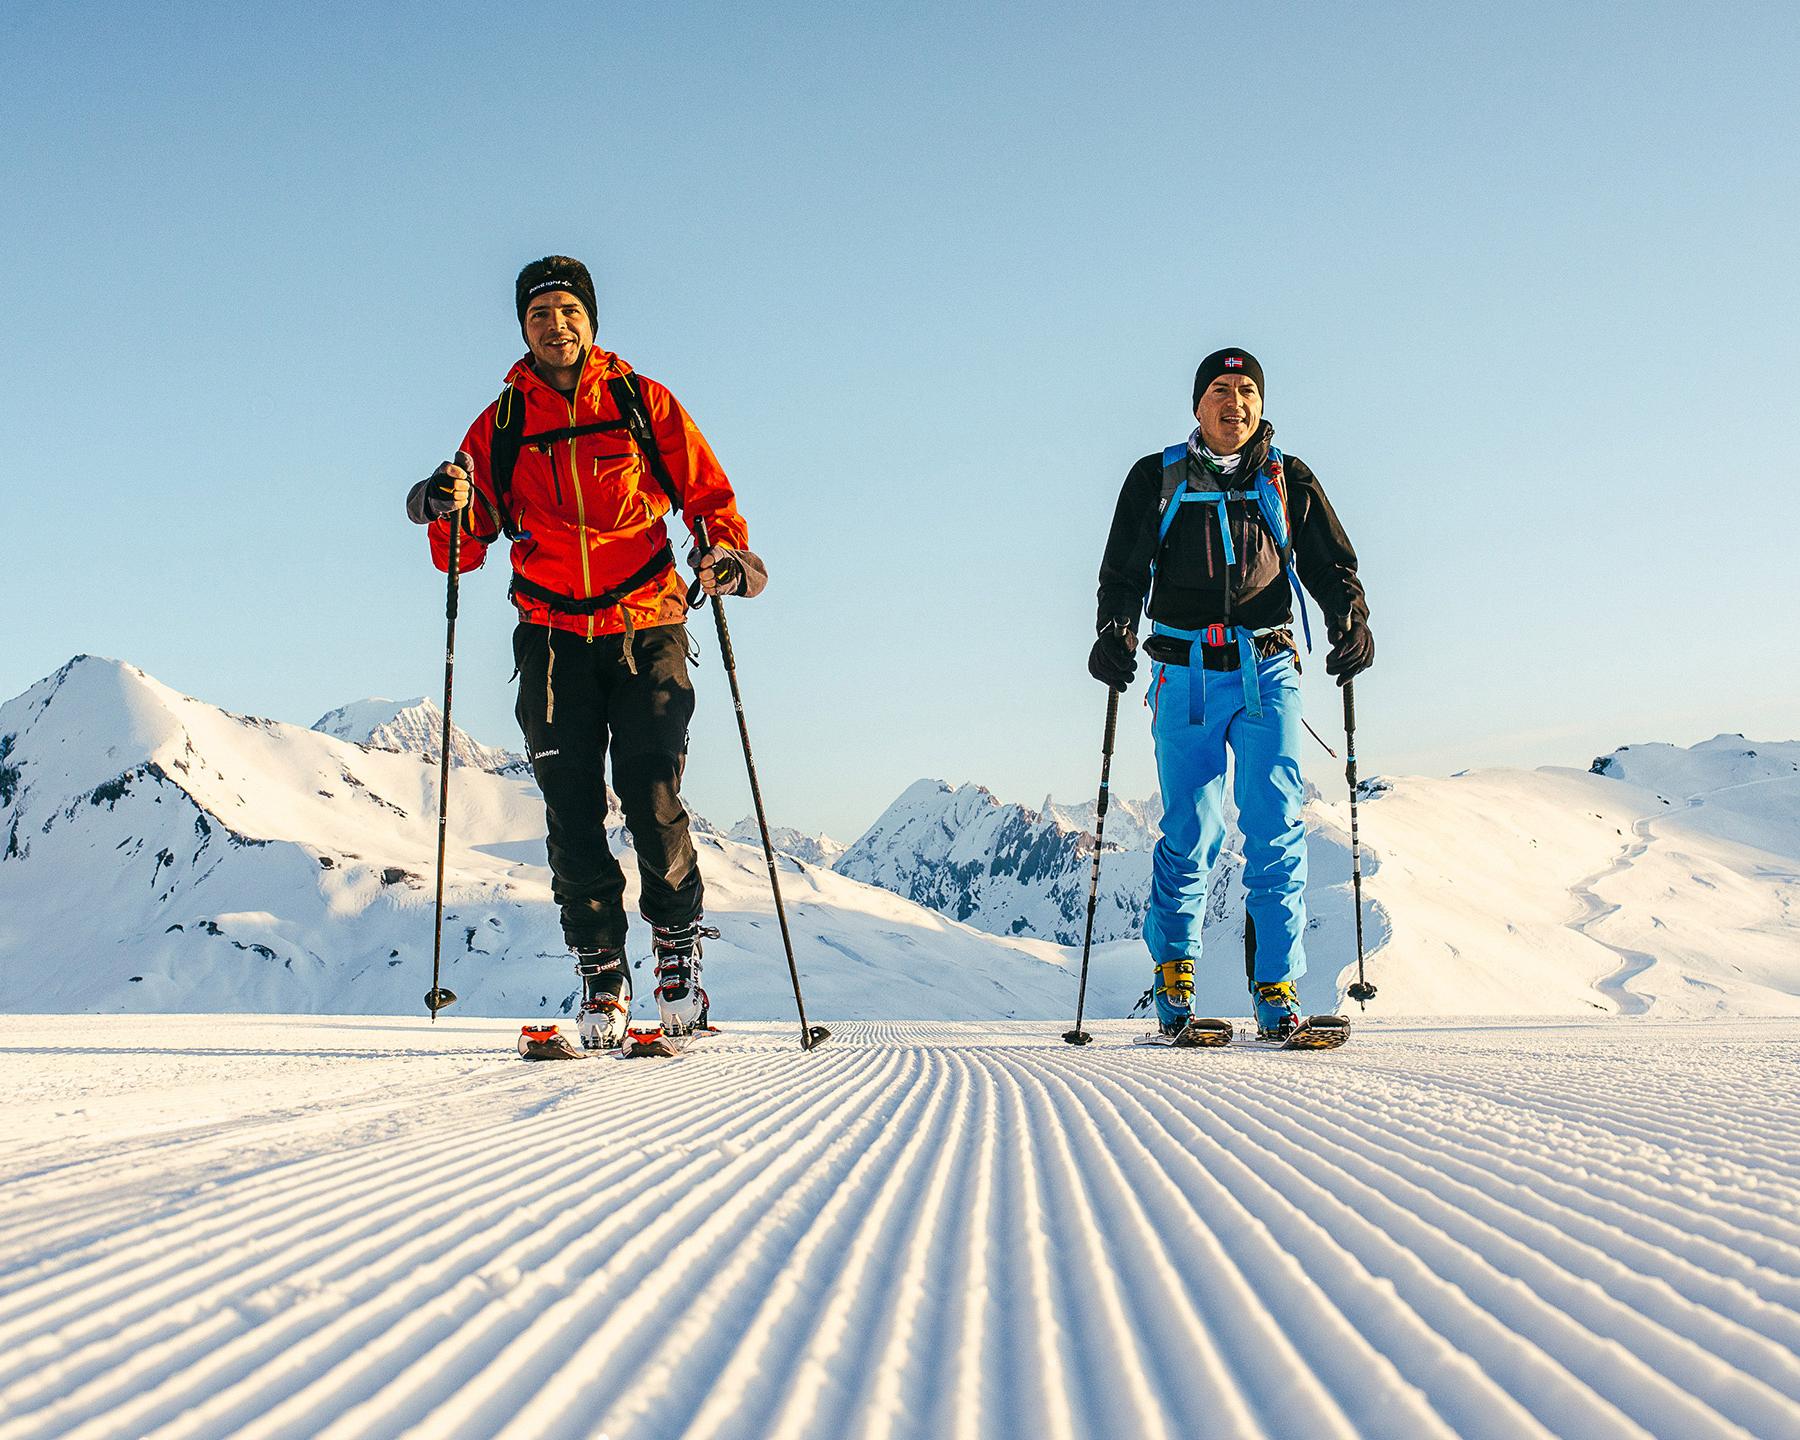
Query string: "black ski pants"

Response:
xmin=512 ymin=621 xmax=703 ymax=949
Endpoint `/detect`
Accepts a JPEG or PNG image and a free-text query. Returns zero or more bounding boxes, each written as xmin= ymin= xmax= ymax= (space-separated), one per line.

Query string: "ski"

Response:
xmin=621 ymin=1024 xmax=684 ymax=1059
xmin=1266 ymin=1014 xmax=1351 ymax=1050
xmin=1134 ymin=1016 xmax=1235 ymax=1048
xmin=517 ymin=1019 xmax=724 ymax=1061
xmin=620 ymin=1022 xmax=724 ymax=1059
xmin=517 ymin=1022 xmax=588 ymax=1061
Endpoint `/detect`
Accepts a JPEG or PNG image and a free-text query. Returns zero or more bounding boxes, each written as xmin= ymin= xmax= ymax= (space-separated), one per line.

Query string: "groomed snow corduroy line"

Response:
xmin=1 ymin=1017 xmax=1797 ymax=1440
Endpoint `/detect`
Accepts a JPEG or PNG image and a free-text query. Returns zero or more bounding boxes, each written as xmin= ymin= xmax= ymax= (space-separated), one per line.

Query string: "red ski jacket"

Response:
xmin=427 ymin=348 xmax=749 ymax=639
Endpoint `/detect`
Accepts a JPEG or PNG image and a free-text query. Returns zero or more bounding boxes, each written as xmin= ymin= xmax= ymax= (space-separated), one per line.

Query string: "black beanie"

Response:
xmin=1193 ymin=348 xmax=1265 ymax=408
xmin=515 ymin=256 xmax=598 ymax=334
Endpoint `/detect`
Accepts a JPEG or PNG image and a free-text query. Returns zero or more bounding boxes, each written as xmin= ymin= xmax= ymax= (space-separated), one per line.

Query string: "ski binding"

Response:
xmin=622 ymin=1024 xmax=688 ymax=1058
xmin=1136 ymin=1016 xmax=1235 ymax=1048
xmin=1272 ymin=1014 xmax=1351 ymax=1050
xmin=1177 ymin=1016 xmax=1234 ymax=1047
xmin=623 ymin=1021 xmax=725 ymax=1058
xmin=518 ymin=1023 xmax=587 ymax=1061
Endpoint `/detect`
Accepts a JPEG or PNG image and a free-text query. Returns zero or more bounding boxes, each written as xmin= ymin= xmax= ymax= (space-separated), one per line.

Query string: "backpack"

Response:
xmin=1154 ymin=443 xmax=1313 ymax=652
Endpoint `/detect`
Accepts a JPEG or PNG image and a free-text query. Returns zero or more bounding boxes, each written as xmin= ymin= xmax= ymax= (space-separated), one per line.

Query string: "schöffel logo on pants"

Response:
xmin=530 ymin=748 xmax=560 ymax=761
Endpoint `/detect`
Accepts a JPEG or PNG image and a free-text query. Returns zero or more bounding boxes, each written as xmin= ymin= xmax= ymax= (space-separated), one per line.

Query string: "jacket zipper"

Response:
xmin=568 ymin=384 xmax=594 ymax=640
xmin=1220 ymin=500 xmax=1234 ymax=629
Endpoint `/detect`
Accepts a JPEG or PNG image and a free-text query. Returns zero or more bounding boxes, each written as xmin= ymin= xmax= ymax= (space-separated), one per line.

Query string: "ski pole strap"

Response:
xmin=1152 ymin=620 xmax=1287 ymax=719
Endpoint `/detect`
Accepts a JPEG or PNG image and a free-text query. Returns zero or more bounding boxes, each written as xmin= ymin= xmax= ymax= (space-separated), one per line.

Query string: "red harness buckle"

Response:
xmin=1203 ymin=624 xmax=1228 ymax=647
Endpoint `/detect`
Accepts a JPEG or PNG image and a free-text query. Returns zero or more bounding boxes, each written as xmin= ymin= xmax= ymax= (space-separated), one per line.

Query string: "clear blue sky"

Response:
xmin=3 ymin=1 xmax=1797 ymax=840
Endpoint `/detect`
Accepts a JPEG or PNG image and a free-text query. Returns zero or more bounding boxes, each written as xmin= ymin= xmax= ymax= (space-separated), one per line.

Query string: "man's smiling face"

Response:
xmin=524 ymin=290 xmax=594 ymax=373
xmin=1195 ymin=374 xmax=1262 ymax=454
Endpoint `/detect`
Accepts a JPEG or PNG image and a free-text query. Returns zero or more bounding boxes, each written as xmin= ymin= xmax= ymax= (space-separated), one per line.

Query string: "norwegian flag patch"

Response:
xmin=1224 ymin=356 xmax=1244 ymax=368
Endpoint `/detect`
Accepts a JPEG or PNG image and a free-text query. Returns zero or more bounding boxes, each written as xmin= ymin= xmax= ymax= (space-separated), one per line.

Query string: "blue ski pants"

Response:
xmin=1144 ymin=649 xmax=1307 ymax=1024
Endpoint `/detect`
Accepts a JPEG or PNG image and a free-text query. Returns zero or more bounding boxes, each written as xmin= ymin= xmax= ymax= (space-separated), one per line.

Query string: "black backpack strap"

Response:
xmin=489 ymin=383 xmax=527 ymax=540
xmin=519 ymin=418 xmax=631 ymax=445
xmin=606 ymin=374 xmax=684 ymax=514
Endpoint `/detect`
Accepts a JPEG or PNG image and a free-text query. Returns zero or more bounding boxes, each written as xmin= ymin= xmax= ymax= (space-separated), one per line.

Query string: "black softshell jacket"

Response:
xmin=1096 ymin=422 xmax=1369 ymax=638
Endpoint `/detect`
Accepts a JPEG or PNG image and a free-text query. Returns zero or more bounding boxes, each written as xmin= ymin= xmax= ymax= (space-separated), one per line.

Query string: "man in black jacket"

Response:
xmin=1090 ymin=348 xmax=1372 ymax=1041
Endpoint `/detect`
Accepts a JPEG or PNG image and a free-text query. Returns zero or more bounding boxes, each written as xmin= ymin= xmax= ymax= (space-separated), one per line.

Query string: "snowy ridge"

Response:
xmin=1042 ymin=789 xmax=1163 ymax=852
xmin=311 ymin=696 xmax=527 ymax=774
xmin=728 ymin=817 xmax=845 ymax=867
xmin=1349 ymin=741 xmax=1800 ymax=1017
xmin=1 ymin=656 xmax=1796 ymax=1022
xmin=834 ymin=738 xmax=1800 ymax=1019
xmin=834 ymin=779 xmax=1154 ymax=946
xmin=1 ymin=1016 xmax=1796 ymax=1439
xmin=0 ymin=657 xmax=1074 ymax=1020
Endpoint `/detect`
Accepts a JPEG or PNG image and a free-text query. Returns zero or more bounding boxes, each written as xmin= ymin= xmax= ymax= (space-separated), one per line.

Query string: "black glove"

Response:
xmin=421 ymin=468 xmax=467 ymax=519
xmin=1088 ymin=620 xmax=1139 ymax=691
xmin=693 ymin=544 xmax=743 ymax=595
xmin=687 ymin=543 xmax=769 ymax=599
xmin=1325 ymin=618 xmax=1374 ymax=686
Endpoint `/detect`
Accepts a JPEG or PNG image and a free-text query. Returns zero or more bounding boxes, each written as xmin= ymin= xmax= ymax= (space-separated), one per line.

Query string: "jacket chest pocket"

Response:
xmin=1156 ymin=503 xmax=1281 ymax=593
xmin=583 ymin=447 xmax=662 ymax=534
xmin=1230 ymin=511 xmax=1282 ymax=593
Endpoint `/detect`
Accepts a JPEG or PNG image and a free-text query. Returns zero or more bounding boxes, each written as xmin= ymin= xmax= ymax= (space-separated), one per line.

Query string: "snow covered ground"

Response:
xmin=3 ymin=1015 xmax=1798 ymax=1440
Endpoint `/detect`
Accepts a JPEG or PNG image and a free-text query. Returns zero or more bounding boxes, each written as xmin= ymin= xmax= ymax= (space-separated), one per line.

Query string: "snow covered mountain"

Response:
xmin=1042 ymin=790 xmax=1163 ymax=852
xmin=833 ymin=778 xmax=1332 ymax=951
xmin=2 ymin=656 xmax=1795 ymax=1022
xmin=311 ymin=696 xmax=527 ymax=774
xmin=833 ymin=779 xmax=1154 ymax=946
xmin=0 ymin=657 xmax=1072 ymax=1020
xmin=835 ymin=737 xmax=1800 ymax=1021
xmin=729 ymin=817 xmax=845 ymax=867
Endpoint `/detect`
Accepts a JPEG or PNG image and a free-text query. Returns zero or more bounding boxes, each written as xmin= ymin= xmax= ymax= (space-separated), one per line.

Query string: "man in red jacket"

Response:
xmin=408 ymin=256 xmax=765 ymax=1049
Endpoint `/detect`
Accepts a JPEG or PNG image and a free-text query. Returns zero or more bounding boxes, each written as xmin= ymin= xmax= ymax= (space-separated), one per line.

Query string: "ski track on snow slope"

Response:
xmin=1 ymin=1018 xmax=1798 ymax=1440
xmin=1568 ymin=771 xmax=1800 ymax=1016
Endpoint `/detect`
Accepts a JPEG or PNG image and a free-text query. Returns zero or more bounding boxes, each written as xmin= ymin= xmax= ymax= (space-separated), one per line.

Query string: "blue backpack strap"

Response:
xmin=1253 ymin=447 xmax=1292 ymax=551
xmin=1157 ymin=444 xmax=1308 ymax=647
xmin=1156 ymin=445 xmax=1190 ymax=549
xmin=1211 ymin=496 xmax=1236 ymax=566
xmin=1256 ymin=446 xmax=1314 ymax=652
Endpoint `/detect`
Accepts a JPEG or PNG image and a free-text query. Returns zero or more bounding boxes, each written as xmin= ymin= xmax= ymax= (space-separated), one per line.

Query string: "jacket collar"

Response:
xmin=503 ymin=347 xmax=634 ymax=407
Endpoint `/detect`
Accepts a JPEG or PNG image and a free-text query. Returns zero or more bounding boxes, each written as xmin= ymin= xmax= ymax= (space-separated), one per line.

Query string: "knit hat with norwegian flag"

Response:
xmin=1193 ymin=348 xmax=1264 ymax=408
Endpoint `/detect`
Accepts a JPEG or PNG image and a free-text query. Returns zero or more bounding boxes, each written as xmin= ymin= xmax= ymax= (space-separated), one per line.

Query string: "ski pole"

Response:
xmin=424 ymin=452 xmax=472 ymax=1020
xmin=694 ymin=517 xmax=828 ymax=1051
xmin=1342 ymin=678 xmax=1377 ymax=1008
xmin=1063 ymin=686 xmax=1120 ymax=1046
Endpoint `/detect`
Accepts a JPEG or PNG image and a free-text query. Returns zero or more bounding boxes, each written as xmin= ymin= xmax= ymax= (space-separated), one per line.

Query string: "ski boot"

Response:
xmin=1135 ymin=959 xmax=1231 ymax=1046
xmin=574 ymin=946 xmax=631 ymax=1051
xmin=651 ymin=920 xmax=718 ymax=1037
xmin=1253 ymin=980 xmax=1303 ymax=1042
xmin=1253 ymin=980 xmax=1350 ymax=1049
xmin=1139 ymin=958 xmax=1194 ymax=1044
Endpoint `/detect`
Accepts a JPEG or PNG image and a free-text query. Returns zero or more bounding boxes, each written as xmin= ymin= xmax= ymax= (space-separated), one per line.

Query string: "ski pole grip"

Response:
xmin=1342 ymin=677 xmax=1356 ymax=735
xmin=1101 ymin=688 xmax=1118 ymax=758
